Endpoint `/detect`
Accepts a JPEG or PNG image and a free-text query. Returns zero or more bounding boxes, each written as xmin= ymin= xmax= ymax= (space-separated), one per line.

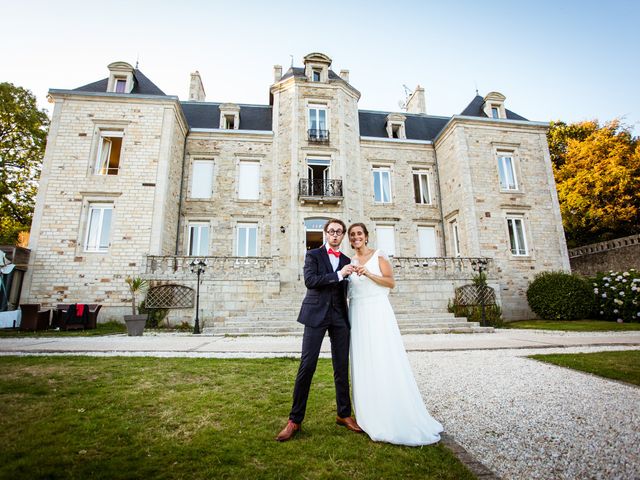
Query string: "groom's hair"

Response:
xmin=323 ymin=218 xmax=346 ymax=233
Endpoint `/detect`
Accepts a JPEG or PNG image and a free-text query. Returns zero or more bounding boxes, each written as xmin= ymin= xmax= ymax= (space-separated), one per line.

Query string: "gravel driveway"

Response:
xmin=410 ymin=345 xmax=640 ymax=480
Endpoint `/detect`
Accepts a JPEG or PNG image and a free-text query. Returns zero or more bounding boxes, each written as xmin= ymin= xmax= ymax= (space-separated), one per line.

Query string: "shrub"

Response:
xmin=591 ymin=269 xmax=640 ymax=323
xmin=526 ymin=271 xmax=594 ymax=320
xmin=138 ymin=300 xmax=169 ymax=328
xmin=448 ymin=301 xmax=503 ymax=327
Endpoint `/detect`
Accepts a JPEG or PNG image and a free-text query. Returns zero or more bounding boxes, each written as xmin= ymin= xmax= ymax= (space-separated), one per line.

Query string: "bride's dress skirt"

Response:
xmin=349 ymin=253 xmax=443 ymax=446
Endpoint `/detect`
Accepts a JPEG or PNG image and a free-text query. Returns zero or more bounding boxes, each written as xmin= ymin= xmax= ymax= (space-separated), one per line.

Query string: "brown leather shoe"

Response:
xmin=336 ymin=416 xmax=364 ymax=433
xmin=276 ymin=420 xmax=301 ymax=442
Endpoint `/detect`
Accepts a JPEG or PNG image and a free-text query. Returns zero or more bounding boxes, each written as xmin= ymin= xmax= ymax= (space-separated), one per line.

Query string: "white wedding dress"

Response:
xmin=349 ymin=250 xmax=443 ymax=446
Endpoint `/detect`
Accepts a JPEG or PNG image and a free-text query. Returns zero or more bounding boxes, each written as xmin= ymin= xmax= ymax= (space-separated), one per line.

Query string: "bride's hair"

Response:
xmin=347 ymin=223 xmax=369 ymax=248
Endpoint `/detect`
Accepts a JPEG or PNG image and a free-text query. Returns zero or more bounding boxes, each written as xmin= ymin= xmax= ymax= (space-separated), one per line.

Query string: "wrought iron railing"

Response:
xmin=308 ymin=129 xmax=329 ymax=142
xmin=299 ymin=178 xmax=343 ymax=198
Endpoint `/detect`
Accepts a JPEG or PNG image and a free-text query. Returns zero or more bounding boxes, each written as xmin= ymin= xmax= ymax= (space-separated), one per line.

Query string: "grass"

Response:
xmin=0 ymin=357 xmax=473 ymax=480
xmin=503 ymin=320 xmax=640 ymax=331
xmin=530 ymin=350 xmax=640 ymax=386
xmin=0 ymin=321 xmax=126 ymax=337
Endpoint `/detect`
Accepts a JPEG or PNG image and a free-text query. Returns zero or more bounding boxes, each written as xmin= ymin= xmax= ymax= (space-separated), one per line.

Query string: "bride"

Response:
xmin=347 ymin=223 xmax=443 ymax=446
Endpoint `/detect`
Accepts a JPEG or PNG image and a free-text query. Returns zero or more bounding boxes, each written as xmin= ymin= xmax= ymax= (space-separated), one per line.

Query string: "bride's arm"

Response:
xmin=361 ymin=256 xmax=395 ymax=289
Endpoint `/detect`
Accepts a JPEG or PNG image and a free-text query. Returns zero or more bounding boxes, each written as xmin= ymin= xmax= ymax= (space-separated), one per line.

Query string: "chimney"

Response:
xmin=405 ymin=85 xmax=426 ymax=114
xmin=189 ymin=71 xmax=206 ymax=102
xmin=273 ymin=65 xmax=282 ymax=82
xmin=339 ymin=69 xmax=350 ymax=83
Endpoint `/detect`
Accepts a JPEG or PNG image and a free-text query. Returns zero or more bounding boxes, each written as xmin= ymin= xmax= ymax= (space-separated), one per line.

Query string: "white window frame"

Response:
xmin=413 ymin=171 xmax=432 ymax=204
xmin=84 ymin=203 xmax=113 ymax=253
xmin=187 ymin=222 xmax=210 ymax=256
xmin=237 ymin=160 xmax=260 ymax=200
xmin=114 ymin=78 xmax=127 ymax=93
xmin=236 ymin=223 xmax=258 ymax=257
xmin=450 ymin=219 xmax=461 ymax=257
xmin=491 ymin=106 xmax=500 ymax=119
xmin=506 ymin=216 xmax=528 ymax=256
xmin=190 ymin=160 xmax=215 ymax=199
xmin=372 ymin=166 xmax=392 ymax=203
xmin=375 ymin=225 xmax=396 ymax=257
xmin=308 ymin=105 xmax=328 ymax=139
xmin=497 ymin=154 xmax=518 ymax=191
xmin=95 ymin=130 xmax=124 ymax=175
xmin=417 ymin=226 xmax=437 ymax=257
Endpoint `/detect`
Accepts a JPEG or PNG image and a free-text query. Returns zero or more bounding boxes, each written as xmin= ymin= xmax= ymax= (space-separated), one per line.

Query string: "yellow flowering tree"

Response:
xmin=548 ymin=119 xmax=640 ymax=247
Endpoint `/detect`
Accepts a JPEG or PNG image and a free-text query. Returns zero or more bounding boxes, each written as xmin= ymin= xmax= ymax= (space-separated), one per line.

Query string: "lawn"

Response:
xmin=0 ymin=356 xmax=473 ymax=480
xmin=530 ymin=350 xmax=640 ymax=386
xmin=503 ymin=320 xmax=640 ymax=331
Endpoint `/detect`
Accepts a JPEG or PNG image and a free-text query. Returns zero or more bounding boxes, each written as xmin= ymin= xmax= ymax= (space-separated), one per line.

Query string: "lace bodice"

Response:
xmin=348 ymin=250 xmax=391 ymax=300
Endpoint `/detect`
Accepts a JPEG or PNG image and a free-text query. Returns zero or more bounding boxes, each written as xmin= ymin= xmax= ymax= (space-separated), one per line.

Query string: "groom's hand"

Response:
xmin=340 ymin=264 xmax=354 ymax=277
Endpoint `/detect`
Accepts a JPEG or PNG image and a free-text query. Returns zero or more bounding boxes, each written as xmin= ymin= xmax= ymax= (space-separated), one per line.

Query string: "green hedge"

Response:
xmin=527 ymin=271 xmax=594 ymax=320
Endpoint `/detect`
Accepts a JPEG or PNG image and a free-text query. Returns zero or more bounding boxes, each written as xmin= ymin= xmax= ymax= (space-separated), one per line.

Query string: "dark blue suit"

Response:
xmin=289 ymin=246 xmax=352 ymax=423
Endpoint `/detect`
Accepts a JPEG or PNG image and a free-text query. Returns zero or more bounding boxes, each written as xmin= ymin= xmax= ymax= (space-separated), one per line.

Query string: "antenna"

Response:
xmin=398 ymin=84 xmax=412 ymax=111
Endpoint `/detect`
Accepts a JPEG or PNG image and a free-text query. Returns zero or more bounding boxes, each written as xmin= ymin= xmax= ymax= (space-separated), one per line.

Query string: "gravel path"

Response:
xmin=410 ymin=345 xmax=640 ymax=480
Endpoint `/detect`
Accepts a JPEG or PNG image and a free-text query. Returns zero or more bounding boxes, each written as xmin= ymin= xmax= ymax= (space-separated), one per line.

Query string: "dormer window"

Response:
xmin=303 ymin=53 xmax=332 ymax=83
xmin=483 ymin=92 xmax=507 ymax=119
xmin=385 ymin=113 xmax=407 ymax=140
xmin=115 ymin=78 xmax=127 ymax=93
xmin=219 ymin=103 xmax=240 ymax=130
xmin=106 ymin=61 xmax=134 ymax=94
xmin=312 ymin=69 xmax=321 ymax=82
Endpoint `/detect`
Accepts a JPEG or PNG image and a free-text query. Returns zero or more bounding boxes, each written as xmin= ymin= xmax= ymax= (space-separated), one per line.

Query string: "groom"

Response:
xmin=276 ymin=218 xmax=363 ymax=441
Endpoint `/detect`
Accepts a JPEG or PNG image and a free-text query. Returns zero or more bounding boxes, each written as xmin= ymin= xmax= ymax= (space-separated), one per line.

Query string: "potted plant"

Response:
xmin=123 ymin=276 xmax=149 ymax=336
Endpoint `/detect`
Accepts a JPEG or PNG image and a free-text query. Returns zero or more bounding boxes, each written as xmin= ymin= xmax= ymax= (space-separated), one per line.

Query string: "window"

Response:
xmin=84 ymin=203 xmax=113 ymax=252
xmin=507 ymin=217 xmax=528 ymax=256
xmin=312 ymin=69 xmax=321 ymax=82
xmin=307 ymin=158 xmax=330 ymax=195
xmin=115 ymin=78 xmax=127 ymax=93
xmin=372 ymin=167 xmax=392 ymax=203
xmin=491 ymin=106 xmax=499 ymax=119
xmin=497 ymin=154 xmax=518 ymax=190
xmin=450 ymin=220 xmax=461 ymax=257
xmin=188 ymin=223 xmax=209 ymax=256
xmin=418 ymin=226 xmax=437 ymax=257
xmin=223 ymin=114 xmax=235 ymax=129
xmin=413 ymin=171 xmax=431 ymax=204
xmin=238 ymin=161 xmax=260 ymax=200
xmin=191 ymin=160 xmax=214 ymax=199
xmin=308 ymin=106 xmax=328 ymax=140
xmin=95 ymin=130 xmax=123 ymax=175
xmin=375 ymin=226 xmax=396 ymax=256
xmin=236 ymin=223 xmax=258 ymax=257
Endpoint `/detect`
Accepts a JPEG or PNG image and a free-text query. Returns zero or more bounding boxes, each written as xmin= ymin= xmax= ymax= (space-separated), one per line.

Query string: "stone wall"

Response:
xmin=569 ymin=234 xmax=640 ymax=276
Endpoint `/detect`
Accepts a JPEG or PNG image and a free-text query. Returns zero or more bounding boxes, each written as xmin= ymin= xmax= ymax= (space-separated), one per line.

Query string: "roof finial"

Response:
xmin=135 ymin=53 xmax=139 ymax=70
xmin=474 ymin=80 xmax=479 ymax=96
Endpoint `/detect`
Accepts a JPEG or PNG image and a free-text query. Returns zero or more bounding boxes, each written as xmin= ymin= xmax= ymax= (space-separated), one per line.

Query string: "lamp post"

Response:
xmin=190 ymin=259 xmax=207 ymax=334
xmin=471 ymin=258 xmax=489 ymax=327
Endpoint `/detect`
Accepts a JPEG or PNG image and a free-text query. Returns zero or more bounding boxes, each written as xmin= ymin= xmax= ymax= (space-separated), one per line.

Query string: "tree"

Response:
xmin=548 ymin=119 xmax=640 ymax=247
xmin=0 ymin=83 xmax=49 ymax=245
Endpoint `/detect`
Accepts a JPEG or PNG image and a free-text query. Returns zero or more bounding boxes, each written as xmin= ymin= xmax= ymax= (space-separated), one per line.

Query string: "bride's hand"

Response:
xmin=354 ymin=265 xmax=368 ymax=276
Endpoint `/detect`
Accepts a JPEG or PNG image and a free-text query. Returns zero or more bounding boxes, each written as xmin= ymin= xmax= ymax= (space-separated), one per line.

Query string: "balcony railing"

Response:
xmin=308 ymin=129 xmax=330 ymax=143
xmin=298 ymin=179 xmax=343 ymax=203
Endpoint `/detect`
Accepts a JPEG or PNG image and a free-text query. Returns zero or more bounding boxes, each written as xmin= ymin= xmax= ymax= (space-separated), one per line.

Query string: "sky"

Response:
xmin=2 ymin=0 xmax=639 ymax=134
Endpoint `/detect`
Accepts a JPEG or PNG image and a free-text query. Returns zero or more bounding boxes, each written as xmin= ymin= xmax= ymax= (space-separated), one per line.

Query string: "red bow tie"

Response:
xmin=328 ymin=248 xmax=341 ymax=257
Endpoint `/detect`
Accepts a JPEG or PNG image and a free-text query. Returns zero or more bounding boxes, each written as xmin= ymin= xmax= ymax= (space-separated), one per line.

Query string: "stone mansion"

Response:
xmin=22 ymin=53 xmax=569 ymax=329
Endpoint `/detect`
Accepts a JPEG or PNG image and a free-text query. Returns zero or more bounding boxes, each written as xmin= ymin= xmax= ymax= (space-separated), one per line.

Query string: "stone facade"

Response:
xmin=569 ymin=234 xmax=640 ymax=276
xmin=22 ymin=53 xmax=569 ymax=324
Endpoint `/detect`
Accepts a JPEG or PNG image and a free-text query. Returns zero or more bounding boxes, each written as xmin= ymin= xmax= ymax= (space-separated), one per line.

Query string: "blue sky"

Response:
xmin=2 ymin=0 xmax=638 ymax=134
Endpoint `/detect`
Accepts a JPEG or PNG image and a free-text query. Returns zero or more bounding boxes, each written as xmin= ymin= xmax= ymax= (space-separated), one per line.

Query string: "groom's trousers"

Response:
xmin=289 ymin=311 xmax=351 ymax=424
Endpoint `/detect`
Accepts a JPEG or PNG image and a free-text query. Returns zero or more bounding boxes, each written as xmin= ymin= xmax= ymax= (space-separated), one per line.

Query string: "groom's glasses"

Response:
xmin=327 ymin=229 xmax=344 ymax=237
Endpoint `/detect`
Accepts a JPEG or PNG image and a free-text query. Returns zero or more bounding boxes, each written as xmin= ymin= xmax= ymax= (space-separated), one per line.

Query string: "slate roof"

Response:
xmin=181 ymin=102 xmax=273 ymax=131
xmin=280 ymin=67 xmax=344 ymax=82
xmin=74 ymin=69 xmax=166 ymax=96
xmin=460 ymin=95 xmax=528 ymax=121
xmin=359 ymin=111 xmax=449 ymax=141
